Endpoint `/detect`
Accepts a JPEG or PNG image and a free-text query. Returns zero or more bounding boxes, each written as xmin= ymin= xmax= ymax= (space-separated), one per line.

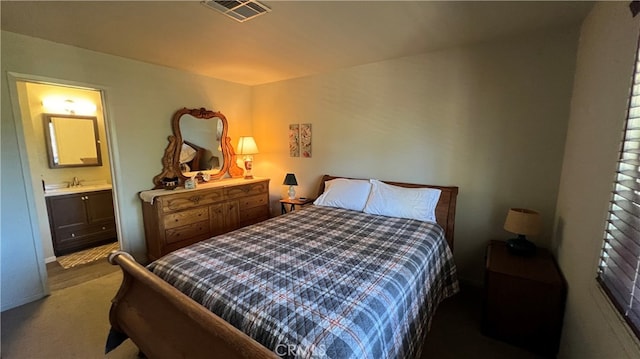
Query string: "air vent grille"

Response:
xmin=201 ymin=0 xmax=271 ymax=22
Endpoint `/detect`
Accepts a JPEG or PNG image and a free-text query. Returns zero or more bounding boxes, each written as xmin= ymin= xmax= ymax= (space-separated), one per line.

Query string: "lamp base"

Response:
xmin=243 ymin=157 xmax=253 ymax=180
xmin=506 ymin=236 xmax=536 ymax=256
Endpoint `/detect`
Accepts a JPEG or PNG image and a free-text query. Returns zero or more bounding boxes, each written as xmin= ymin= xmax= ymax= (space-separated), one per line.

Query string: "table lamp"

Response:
xmin=237 ymin=136 xmax=259 ymax=179
xmin=283 ymin=173 xmax=298 ymax=199
xmin=504 ymin=208 xmax=541 ymax=256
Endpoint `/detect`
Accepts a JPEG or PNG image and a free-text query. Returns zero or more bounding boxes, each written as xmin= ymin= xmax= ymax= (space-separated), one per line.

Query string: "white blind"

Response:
xmin=597 ymin=40 xmax=640 ymax=338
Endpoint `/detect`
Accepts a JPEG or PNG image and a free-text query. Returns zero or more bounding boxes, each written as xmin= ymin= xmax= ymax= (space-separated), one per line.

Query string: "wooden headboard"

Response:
xmin=317 ymin=175 xmax=459 ymax=250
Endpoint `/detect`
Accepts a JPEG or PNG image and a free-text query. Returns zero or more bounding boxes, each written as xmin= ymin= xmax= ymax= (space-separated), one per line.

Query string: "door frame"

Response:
xmin=6 ymin=72 xmax=124 ymax=294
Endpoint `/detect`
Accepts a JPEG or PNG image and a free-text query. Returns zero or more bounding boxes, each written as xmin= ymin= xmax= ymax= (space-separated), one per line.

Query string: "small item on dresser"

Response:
xmin=201 ymin=172 xmax=211 ymax=182
xmin=185 ymin=176 xmax=197 ymax=189
xmin=161 ymin=177 xmax=179 ymax=190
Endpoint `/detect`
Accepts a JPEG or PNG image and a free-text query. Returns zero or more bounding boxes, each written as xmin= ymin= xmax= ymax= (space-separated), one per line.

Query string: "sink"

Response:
xmin=44 ymin=184 xmax=112 ymax=197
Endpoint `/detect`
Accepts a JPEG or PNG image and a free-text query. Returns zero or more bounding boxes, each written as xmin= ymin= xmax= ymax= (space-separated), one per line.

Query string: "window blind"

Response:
xmin=597 ymin=38 xmax=640 ymax=338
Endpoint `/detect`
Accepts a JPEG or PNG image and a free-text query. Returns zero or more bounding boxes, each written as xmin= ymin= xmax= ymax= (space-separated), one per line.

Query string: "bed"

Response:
xmin=106 ymin=175 xmax=459 ymax=358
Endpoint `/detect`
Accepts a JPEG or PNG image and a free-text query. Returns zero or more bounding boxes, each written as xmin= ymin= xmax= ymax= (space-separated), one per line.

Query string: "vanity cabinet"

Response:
xmin=46 ymin=189 xmax=117 ymax=256
xmin=141 ymin=178 xmax=270 ymax=261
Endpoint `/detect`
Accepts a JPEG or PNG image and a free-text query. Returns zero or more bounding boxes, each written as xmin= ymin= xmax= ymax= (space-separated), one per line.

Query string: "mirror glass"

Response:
xmin=43 ymin=114 xmax=102 ymax=168
xmin=178 ymin=114 xmax=224 ymax=176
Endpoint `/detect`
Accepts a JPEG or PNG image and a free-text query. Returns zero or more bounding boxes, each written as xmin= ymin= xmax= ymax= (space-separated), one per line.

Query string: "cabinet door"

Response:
xmin=210 ymin=203 xmax=227 ymax=235
xmin=47 ymin=194 xmax=88 ymax=230
xmin=224 ymin=200 xmax=240 ymax=231
xmin=209 ymin=200 xmax=240 ymax=235
xmin=86 ymin=190 xmax=115 ymax=223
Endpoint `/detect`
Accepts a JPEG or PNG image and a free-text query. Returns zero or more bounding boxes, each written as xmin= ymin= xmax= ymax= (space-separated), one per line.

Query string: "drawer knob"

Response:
xmin=71 ymin=233 xmax=75 ymax=237
xmin=189 ymin=196 xmax=202 ymax=204
xmin=102 ymin=226 xmax=106 ymax=230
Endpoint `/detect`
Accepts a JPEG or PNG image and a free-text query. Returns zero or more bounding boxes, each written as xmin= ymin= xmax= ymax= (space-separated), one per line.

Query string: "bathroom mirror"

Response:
xmin=43 ymin=114 xmax=102 ymax=168
xmin=152 ymin=107 xmax=243 ymax=189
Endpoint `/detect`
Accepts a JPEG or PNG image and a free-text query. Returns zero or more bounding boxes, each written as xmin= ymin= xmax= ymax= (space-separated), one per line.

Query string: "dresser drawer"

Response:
xmin=239 ymin=206 xmax=269 ymax=224
xmin=163 ymin=207 xmax=209 ymax=229
xmin=165 ymin=220 xmax=210 ymax=244
xmin=239 ymin=193 xmax=268 ymax=210
xmin=160 ymin=188 xmax=224 ymax=212
xmin=225 ymin=181 xmax=268 ymax=200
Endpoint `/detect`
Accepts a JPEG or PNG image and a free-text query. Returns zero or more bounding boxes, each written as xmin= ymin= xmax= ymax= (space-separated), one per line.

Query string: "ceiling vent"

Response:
xmin=200 ymin=1 xmax=271 ymax=23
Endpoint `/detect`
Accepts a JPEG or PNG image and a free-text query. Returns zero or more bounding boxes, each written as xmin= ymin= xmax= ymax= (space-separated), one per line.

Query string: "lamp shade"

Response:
xmin=237 ymin=136 xmax=259 ymax=155
xmin=283 ymin=173 xmax=298 ymax=186
xmin=504 ymin=208 xmax=541 ymax=236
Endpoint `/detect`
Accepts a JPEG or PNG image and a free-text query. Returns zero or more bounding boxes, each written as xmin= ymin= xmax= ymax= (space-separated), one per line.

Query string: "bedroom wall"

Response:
xmin=554 ymin=2 xmax=640 ymax=358
xmin=251 ymin=27 xmax=580 ymax=284
xmin=1 ymin=31 xmax=252 ymax=311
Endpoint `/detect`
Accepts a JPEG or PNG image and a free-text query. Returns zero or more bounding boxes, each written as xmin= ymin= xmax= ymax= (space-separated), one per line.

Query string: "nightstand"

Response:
xmin=482 ymin=240 xmax=567 ymax=357
xmin=279 ymin=198 xmax=314 ymax=214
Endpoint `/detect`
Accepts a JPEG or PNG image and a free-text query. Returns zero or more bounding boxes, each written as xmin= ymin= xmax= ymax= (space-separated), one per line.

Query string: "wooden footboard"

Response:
xmin=107 ymin=251 xmax=277 ymax=359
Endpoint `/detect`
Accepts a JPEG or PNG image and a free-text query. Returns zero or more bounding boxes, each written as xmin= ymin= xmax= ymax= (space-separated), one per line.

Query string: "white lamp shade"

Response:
xmin=237 ymin=136 xmax=259 ymax=155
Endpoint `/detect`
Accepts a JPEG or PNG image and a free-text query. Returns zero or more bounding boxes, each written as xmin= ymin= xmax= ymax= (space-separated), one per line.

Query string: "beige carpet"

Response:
xmin=1 ymin=271 xmax=139 ymax=359
xmin=57 ymin=242 xmax=119 ymax=269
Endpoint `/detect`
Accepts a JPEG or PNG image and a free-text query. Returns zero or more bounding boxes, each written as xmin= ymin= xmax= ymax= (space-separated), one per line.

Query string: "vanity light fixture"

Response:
xmin=237 ymin=136 xmax=259 ymax=179
xmin=200 ymin=0 xmax=271 ymax=23
xmin=42 ymin=97 xmax=97 ymax=115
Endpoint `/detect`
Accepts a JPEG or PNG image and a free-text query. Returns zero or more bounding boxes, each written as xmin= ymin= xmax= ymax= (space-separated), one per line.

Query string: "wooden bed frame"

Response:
xmin=108 ymin=175 xmax=458 ymax=358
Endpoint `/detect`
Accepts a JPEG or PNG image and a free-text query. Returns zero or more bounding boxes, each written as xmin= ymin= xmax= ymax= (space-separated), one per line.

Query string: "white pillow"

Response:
xmin=313 ymin=178 xmax=372 ymax=212
xmin=363 ymin=179 xmax=441 ymax=222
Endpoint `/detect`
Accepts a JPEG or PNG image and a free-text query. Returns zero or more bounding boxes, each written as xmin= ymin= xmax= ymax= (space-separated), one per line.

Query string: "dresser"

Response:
xmin=46 ymin=189 xmax=117 ymax=256
xmin=140 ymin=178 xmax=270 ymax=261
xmin=482 ymin=240 xmax=567 ymax=357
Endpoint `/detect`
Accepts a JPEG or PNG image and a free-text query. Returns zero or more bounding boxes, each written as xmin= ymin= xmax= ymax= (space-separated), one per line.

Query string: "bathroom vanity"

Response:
xmin=45 ymin=185 xmax=117 ymax=256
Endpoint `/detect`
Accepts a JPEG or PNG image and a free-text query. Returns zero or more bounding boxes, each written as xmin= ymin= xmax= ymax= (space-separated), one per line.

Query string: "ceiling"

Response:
xmin=1 ymin=1 xmax=593 ymax=86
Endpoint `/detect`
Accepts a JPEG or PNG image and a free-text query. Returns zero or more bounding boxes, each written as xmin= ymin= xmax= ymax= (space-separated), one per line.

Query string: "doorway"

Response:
xmin=12 ymin=78 xmax=121 ymax=290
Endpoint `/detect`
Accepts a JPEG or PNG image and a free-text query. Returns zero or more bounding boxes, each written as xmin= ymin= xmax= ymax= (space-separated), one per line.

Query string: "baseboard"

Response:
xmin=45 ymin=256 xmax=57 ymax=264
xmin=1 ymin=291 xmax=47 ymax=312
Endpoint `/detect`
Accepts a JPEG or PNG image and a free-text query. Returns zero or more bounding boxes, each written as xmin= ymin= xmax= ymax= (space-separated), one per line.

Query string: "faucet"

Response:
xmin=72 ymin=177 xmax=80 ymax=187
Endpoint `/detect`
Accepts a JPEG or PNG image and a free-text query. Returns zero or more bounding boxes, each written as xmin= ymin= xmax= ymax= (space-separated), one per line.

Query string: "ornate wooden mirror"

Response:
xmin=152 ymin=108 xmax=243 ymax=189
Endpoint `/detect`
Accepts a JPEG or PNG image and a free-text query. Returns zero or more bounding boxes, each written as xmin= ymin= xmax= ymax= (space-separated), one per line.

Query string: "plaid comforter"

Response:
xmin=148 ymin=205 xmax=458 ymax=359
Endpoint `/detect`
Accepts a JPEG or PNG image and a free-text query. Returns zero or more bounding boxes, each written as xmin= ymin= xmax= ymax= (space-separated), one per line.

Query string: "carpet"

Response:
xmin=57 ymin=242 xmax=120 ymax=269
